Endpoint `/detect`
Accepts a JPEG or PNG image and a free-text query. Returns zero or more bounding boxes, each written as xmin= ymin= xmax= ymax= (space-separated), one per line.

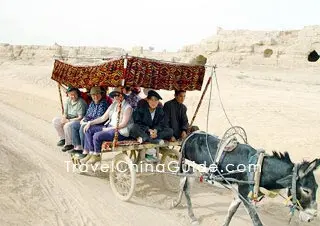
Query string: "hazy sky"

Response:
xmin=1 ymin=0 xmax=319 ymax=51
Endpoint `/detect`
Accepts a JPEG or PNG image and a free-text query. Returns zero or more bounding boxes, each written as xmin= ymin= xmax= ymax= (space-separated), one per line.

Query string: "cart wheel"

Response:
xmin=160 ymin=148 xmax=180 ymax=192
xmin=110 ymin=153 xmax=136 ymax=201
xmin=127 ymin=150 xmax=138 ymax=164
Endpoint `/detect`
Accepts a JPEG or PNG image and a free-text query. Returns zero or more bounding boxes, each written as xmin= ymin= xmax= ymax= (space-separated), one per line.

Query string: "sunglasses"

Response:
xmin=113 ymin=92 xmax=121 ymax=97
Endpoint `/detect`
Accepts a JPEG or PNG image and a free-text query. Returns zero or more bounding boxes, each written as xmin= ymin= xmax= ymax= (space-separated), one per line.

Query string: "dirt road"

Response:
xmin=0 ymin=63 xmax=319 ymax=225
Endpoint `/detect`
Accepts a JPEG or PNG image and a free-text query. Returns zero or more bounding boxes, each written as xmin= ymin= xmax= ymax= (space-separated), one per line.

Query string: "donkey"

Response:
xmin=173 ymin=132 xmax=319 ymax=226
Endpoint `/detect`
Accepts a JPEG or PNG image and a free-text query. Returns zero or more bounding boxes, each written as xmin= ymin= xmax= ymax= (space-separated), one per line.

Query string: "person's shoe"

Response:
xmin=62 ymin=145 xmax=74 ymax=152
xmin=57 ymin=139 xmax=65 ymax=146
xmin=86 ymin=155 xmax=101 ymax=165
xmin=68 ymin=149 xmax=83 ymax=154
xmin=75 ymin=153 xmax=88 ymax=159
xmin=80 ymin=154 xmax=92 ymax=164
xmin=137 ymin=137 xmax=143 ymax=144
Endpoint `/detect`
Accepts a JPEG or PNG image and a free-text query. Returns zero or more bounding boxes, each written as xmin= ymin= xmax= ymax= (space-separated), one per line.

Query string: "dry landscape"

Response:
xmin=0 ymin=26 xmax=319 ymax=226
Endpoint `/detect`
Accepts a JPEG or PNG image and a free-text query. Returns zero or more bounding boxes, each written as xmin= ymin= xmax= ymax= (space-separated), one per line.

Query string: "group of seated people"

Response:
xmin=52 ymin=85 xmax=195 ymax=165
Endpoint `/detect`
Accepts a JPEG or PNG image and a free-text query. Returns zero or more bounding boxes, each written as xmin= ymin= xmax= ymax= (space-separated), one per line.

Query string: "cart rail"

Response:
xmin=101 ymin=140 xmax=182 ymax=152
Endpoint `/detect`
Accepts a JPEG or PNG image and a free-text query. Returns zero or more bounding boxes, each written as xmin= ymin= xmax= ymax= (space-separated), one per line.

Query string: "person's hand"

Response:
xmin=181 ymin=131 xmax=187 ymax=139
xmin=170 ymin=136 xmax=177 ymax=142
xmin=149 ymin=129 xmax=157 ymax=139
xmin=83 ymin=122 xmax=91 ymax=133
xmin=150 ymin=133 xmax=157 ymax=139
xmin=102 ymin=127 xmax=113 ymax=132
xmin=61 ymin=117 xmax=69 ymax=124
xmin=80 ymin=119 xmax=86 ymax=125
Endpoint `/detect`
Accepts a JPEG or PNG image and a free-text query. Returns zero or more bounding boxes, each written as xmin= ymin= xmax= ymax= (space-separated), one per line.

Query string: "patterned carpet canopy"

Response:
xmin=51 ymin=56 xmax=206 ymax=91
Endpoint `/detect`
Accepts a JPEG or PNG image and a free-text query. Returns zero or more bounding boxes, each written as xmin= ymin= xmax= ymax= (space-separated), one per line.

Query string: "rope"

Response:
xmin=57 ymin=83 xmax=64 ymax=114
xmin=137 ymin=170 xmax=250 ymax=185
xmin=250 ymin=152 xmax=265 ymax=201
xmin=214 ymin=67 xmax=233 ymax=128
xmin=206 ymin=67 xmax=215 ymax=132
xmin=292 ymin=164 xmax=298 ymax=205
xmin=288 ymin=163 xmax=303 ymax=221
xmin=204 ymin=66 xmax=256 ymax=208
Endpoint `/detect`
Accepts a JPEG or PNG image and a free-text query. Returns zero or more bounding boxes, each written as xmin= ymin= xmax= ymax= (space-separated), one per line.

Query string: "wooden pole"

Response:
xmin=112 ymin=96 xmax=122 ymax=150
xmin=58 ymin=83 xmax=64 ymax=115
xmin=189 ymin=76 xmax=212 ymax=127
xmin=112 ymin=54 xmax=128 ymax=150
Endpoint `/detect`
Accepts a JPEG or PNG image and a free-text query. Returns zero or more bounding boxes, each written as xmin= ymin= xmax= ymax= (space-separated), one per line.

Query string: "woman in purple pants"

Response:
xmin=81 ymin=87 xmax=133 ymax=165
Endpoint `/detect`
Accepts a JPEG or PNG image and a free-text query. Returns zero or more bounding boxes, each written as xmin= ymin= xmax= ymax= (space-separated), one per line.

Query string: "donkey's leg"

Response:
xmin=172 ymin=176 xmax=187 ymax=208
xmin=184 ymin=177 xmax=199 ymax=225
xmin=222 ymin=197 xmax=242 ymax=226
xmin=238 ymin=185 xmax=263 ymax=226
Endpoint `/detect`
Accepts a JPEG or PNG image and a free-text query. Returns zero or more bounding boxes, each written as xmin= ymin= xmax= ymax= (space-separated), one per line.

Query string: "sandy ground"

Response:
xmin=0 ymin=60 xmax=319 ymax=226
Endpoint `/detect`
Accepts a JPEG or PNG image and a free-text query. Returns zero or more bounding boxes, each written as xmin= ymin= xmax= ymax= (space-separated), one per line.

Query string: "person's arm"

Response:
xmin=80 ymin=118 xmax=86 ymax=125
xmin=88 ymin=107 xmax=110 ymax=126
xmin=69 ymin=115 xmax=82 ymax=122
xmin=60 ymin=100 xmax=69 ymax=124
xmin=63 ymin=100 xmax=69 ymax=118
xmin=133 ymin=107 xmax=149 ymax=131
xmin=153 ymin=109 xmax=166 ymax=132
xmin=84 ymin=102 xmax=95 ymax=121
xmin=181 ymin=105 xmax=189 ymax=132
xmin=118 ymin=107 xmax=132 ymax=129
xmin=163 ymin=102 xmax=171 ymax=127
xmin=83 ymin=105 xmax=110 ymax=132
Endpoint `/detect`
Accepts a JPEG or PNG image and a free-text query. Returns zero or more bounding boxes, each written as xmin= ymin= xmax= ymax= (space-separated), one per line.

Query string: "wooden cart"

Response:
xmin=52 ymin=54 xmax=208 ymax=201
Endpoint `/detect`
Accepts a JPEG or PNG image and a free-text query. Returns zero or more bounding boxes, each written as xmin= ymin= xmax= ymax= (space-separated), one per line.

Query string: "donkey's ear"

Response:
xmin=276 ymin=175 xmax=293 ymax=187
xmin=300 ymin=159 xmax=320 ymax=178
xmin=306 ymin=159 xmax=320 ymax=172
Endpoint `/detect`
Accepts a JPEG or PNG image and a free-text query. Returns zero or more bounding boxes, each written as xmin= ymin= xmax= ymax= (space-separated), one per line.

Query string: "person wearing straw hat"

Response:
xmin=69 ymin=86 xmax=110 ymax=156
xmin=81 ymin=87 xmax=133 ymax=165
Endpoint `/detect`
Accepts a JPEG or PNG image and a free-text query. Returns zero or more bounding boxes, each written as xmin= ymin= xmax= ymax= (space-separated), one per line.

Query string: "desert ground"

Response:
xmin=0 ymin=60 xmax=319 ymax=226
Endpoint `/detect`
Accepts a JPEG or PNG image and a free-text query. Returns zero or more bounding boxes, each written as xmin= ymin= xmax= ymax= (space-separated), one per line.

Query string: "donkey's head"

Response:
xmin=277 ymin=158 xmax=320 ymax=222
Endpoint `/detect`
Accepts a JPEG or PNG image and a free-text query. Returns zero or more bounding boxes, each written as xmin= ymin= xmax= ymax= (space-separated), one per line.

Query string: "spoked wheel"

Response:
xmin=221 ymin=126 xmax=248 ymax=144
xmin=160 ymin=148 xmax=181 ymax=192
xmin=109 ymin=153 xmax=136 ymax=201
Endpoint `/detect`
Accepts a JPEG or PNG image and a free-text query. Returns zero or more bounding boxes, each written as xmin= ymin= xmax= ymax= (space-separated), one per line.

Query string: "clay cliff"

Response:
xmin=0 ymin=25 xmax=319 ymax=68
xmin=180 ymin=25 xmax=320 ymax=68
